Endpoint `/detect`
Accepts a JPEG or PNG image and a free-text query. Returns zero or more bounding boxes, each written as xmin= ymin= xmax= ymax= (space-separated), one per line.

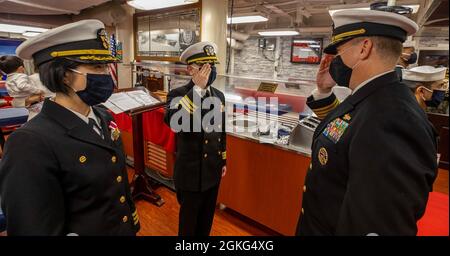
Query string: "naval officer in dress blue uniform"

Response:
xmin=0 ymin=19 xmax=140 ymax=235
xmin=164 ymin=42 xmax=227 ymax=236
xmin=296 ymin=10 xmax=438 ymax=235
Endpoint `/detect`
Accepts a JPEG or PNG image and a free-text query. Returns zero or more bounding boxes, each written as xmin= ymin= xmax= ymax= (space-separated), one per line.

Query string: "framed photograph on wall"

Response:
xmin=291 ymin=38 xmax=322 ymax=64
xmin=134 ymin=2 xmax=201 ymax=62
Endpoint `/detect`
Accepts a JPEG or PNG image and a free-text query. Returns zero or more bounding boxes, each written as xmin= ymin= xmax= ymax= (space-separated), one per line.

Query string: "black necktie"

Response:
xmin=202 ymin=90 xmax=210 ymax=101
xmin=88 ymin=118 xmax=102 ymax=133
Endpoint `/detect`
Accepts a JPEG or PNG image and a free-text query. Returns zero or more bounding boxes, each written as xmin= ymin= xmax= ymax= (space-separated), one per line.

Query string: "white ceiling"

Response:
xmin=231 ymin=0 xmax=424 ymax=34
xmin=0 ymin=0 xmax=111 ymax=15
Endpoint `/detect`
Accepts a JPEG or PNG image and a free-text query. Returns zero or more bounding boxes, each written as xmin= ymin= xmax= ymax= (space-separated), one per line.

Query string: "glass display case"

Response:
xmin=128 ymin=61 xmax=318 ymax=155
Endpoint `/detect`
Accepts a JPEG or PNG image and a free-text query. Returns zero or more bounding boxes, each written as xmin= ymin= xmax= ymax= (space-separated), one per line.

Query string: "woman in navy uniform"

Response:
xmin=0 ymin=20 xmax=139 ymax=235
xmin=164 ymin=42 xmax=226 ymax=236
xmin=296 ymin=10 xmax=438 ymax=235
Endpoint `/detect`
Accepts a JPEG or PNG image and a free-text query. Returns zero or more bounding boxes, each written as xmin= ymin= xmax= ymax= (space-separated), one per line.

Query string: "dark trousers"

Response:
xmin=176 ymin=185 xmax=219 ymax=236
xmin=0 ymin=128 xmax=5 ymax=152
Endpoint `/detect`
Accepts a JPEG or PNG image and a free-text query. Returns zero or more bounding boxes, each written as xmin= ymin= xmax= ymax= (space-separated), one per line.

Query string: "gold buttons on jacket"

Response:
xmin=204 ymin=153 xmax=208 ymax=158
xmin=122 ymin=216 xmax=128 ymax=223
xmin=303 ymin=186 xmax=307 ymax=193
xmin=218 ymin=138 xmax=221 ymax=142
xmin=79 ymin=155 xmax=87 ymax=163
xmin=218 ymin=151 xmax=221 ymax=156
xmin=120 ymin=196 xmax=126 ymax=204
xmin=205 ymin=140 xmax=209 ymax=144
xmin=111 ymin=156 xmax=117 ymax=163
xmin=116 ymin=176 xmax=123 ymax=183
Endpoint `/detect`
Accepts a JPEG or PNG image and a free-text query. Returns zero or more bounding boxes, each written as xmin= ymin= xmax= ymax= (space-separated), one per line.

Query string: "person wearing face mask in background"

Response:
xmin=403 ymin=66 xmax=447 ymax=111
xmin=0 ymin=20 xmax=140 ymax=235
xmin=164 ymin=42 xmax=226 ymax=236
xmin=403 ymin=65 xmax=447 ymax=166
xmin=296 ymin=10 xmax=438 ymax=236
xmin=395 ymin=40 xmax=418 ymax=81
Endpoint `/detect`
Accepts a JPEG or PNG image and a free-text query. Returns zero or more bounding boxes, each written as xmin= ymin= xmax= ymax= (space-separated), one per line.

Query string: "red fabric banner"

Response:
xmin=111 ymin=107 xmax=176 ymax=153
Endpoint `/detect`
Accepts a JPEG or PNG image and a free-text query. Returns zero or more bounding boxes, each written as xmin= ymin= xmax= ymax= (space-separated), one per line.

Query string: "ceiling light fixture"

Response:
xmin=0 ymin=23 xmax=47 ymax=34
xmin=258 ymin=30 xmax=299 ymax=36
xmin=127 ymin=0 xmax=198 ymax=11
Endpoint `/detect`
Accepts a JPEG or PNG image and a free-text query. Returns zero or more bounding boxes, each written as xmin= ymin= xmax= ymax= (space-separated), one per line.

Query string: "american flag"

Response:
xmin=109 ymin=33 xmax=118 ymax=89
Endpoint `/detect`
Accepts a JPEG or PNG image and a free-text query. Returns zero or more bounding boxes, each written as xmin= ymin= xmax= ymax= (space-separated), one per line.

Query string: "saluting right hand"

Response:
xmin=316 ymin=54 xmax=337 ymax=94
xmin=192 ymin=64 xmax=211 ymax=90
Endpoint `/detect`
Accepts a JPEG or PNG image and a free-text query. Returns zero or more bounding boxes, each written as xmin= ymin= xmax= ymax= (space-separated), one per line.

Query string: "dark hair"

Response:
xmin=38 ymin=58 xmax=81 ymax=94
xmin=0 ymin=55 xmax=24 ymax=74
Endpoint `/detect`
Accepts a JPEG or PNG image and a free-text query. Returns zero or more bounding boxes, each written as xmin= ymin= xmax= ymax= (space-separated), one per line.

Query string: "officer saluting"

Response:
xmin=164 ymin=42 xmax=226 ymax=236
xmin=296 ymin=10 xmax=438 ymax=235
xmin=0 ymin=20 xmax=139 ymax=235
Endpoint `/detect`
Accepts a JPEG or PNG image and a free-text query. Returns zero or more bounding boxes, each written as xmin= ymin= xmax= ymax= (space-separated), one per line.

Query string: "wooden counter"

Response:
xmin=218 ymin=134 xmax=311 ymax=236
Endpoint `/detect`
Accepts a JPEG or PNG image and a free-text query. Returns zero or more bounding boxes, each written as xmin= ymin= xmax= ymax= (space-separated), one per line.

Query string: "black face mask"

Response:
xmin=425 ymin=89 xmax=445 ymax=108
xmin=206 ymin=65 xmax=217 ymax=87
xmin=74 ymin=73 xmax=115 ymax=106
xmin=329 ymin=55 xmax=353 ymax=88
xmin=406 ymin=52 xmax=418 ymax=65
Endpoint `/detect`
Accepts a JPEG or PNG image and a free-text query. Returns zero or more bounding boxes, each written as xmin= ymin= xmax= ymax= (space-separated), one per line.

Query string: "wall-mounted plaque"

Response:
xmin=134 ymin=4 xmax=201 ymax=62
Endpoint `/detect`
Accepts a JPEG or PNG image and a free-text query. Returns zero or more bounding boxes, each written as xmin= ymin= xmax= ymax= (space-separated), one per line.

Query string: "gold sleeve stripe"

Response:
xmin=179 ymin=99 xmax=193 ymax=113
xmin=313 ymin=100 xmax=339 ymax=116
xmin=134 ymin=218 xmax=139 ymax=225
xmin=311 ymin=98 xmax=339 ymax=112
xmin=181 ymin=97 xmax=197 ymax=112
xmin=316 ymin=113 xmax=328 ymax=119
xmin=132 ymin=210 xmax=138 ymax=217
xmin=181 ymin=97 xmax=198 ymax=112
xmin=222 ymin=151 xmax=226 ymax=160
xmin=183 ymin=95 xmax=198 ymax=111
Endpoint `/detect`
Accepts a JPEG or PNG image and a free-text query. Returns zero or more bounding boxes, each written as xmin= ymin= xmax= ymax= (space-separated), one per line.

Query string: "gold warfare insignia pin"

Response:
xmin=318 ymin=147 xmax=328 ymax=166
xmin=343 ymin=114 xmax=351 ymax=121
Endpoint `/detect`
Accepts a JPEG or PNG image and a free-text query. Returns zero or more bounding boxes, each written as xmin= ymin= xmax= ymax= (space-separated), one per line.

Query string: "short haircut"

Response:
xmin=404 ymin=80 xmax=436 ymax=93
xmin=0 ymin=55 xmax=24 ymax=74
xmin=352 ymin=36 xmax=403 ymax=65
xmin=38 ymin=58 xmax=81 ymax=94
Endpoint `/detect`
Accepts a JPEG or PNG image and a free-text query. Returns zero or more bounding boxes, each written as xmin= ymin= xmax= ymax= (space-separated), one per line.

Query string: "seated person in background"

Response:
xmin=402 ymin=65 xmax=447 ymax=111
xmin=0 ymin=56 xmax=49 ymax=119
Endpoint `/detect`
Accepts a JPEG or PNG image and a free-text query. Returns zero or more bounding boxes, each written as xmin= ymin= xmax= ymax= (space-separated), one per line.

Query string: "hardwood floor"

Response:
xmin=133 ymin=168 xmax=449 ymax=236
xmin=433 ymin=169 xmax=449 ymax=194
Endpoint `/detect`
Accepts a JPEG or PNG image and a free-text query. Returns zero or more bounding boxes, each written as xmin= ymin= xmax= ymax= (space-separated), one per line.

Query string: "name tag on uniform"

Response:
xmin=322 ymin=117 xmax=349 ymax=144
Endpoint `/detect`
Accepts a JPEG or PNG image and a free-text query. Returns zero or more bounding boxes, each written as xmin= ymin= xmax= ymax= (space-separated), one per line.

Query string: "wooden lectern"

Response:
xmin=117 ymin=88 xmax=166 ymax=206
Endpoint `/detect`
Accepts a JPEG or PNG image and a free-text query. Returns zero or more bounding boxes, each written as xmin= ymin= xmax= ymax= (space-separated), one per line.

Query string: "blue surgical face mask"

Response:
xmin=422 ymin=86 xmax=446 ymax=108
xmin=402 ymin=52 xmax=418 ymax=65
xmin=207 ymin=65 xmax=217 ymax=86
xmin=69 ymin=69 xmax=115 ymax=106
